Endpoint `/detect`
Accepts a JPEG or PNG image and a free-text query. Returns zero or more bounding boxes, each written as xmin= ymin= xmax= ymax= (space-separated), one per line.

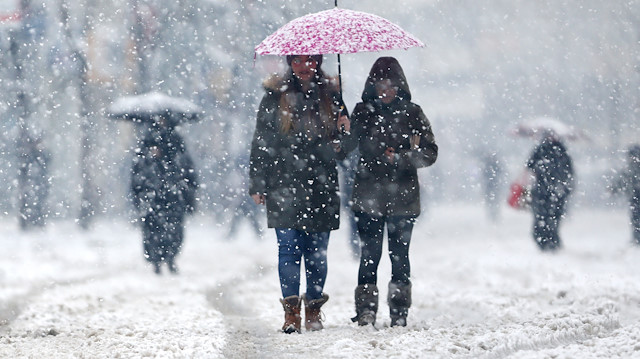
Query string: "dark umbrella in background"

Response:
xmin=107 ymin=92 xmax=203 ymax=126
xmin=254 ymin=4 xmax=424 ymax=100
xmin=107 ymin=91 xmax=201 ymax=229
xmin=511 ymin=117 xmax=590 ymax=142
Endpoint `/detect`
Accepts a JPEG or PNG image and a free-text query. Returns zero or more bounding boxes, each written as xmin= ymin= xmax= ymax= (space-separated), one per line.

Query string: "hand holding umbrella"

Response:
xmin=337 ymin=114 xmax=350 ymax=134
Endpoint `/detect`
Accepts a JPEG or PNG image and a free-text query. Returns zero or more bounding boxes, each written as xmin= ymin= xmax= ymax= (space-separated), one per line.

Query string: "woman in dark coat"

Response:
xmin=131 ymin=121 xmax=198 ymax=274
xmin=343 ymin=57 xmax=438 ymax=327
xmin=249 ymin=55 xmax=350 ymax=333
xmin=526 ymin=131 xmax=574 ymax=251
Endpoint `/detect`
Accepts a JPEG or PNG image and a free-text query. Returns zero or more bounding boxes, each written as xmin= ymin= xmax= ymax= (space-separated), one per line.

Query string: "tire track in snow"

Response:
xmin=1 ymin=264 xmax=228 ymax=358
xmin=206 ymin=262 xmax=279 ymax=359
xmin=479 ymin=302 xmax=621 ymax=359
xmin=0 ymin=231 xmax=131 ymax=331
xmin=0 ymin=267 xmax=132 ymax=331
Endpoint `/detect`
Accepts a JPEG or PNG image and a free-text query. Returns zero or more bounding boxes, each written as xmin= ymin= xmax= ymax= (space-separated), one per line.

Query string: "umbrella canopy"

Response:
xmin=107 ymin=92 xmax=202 ymax=125
xmin=511 ymin=117 xmax=588 ymax=141
xmin=255 ymin=8 xmax=424 ymax=55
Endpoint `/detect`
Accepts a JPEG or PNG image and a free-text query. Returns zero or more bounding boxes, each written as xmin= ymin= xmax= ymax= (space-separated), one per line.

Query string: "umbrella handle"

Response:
xmin=337 ymin=53 xmax=343 ymax=101
xmin=336 ymin=104 xmax=350 ymax=136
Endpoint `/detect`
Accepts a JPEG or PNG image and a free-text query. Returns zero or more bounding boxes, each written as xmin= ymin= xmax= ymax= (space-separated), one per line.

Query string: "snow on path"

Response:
xmin=1 ymin=204 xmax=639 ymax=358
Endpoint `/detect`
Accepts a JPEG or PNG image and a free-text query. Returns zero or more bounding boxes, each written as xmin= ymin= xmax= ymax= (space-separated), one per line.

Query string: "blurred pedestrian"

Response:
xmin=249 ymin=54 xmax=350 ymax=333
xmin=526 ymin=130 xmax=574 ymax=251
xmin=226 ymin=155 xmax=264 ymax=240
xmin=343 ymin=57 xmax=438 ymax=327
xmin=226 ymin=193 xmax=263 ymax=239
xmin=17 ymin=129 xmax=51 ymax=230
xmin=131 ymin=118 xmax=198 ymax=274
xmin=610 ymin=144 xmax=640 ymax=245
xmin=481 ymin=152 xmax=503 ymax=222
xmin=338 ymin=149 xmax=360 ymax=258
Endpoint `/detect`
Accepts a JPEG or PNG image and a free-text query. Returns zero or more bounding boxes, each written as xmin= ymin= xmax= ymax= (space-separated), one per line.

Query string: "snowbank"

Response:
xmin=1 ymin=204 xmax=639 ymax=358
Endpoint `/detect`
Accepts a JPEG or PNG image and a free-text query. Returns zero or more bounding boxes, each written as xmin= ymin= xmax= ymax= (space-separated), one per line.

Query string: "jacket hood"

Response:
xmin=361 ymin=57 xmax=411 ymax=102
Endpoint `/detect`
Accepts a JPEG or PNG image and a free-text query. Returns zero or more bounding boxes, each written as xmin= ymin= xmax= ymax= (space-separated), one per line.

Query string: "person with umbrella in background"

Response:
xmin=343 ymin=57 xmax=438 ymax=327
xmin=481 ymin=151 xmax=503 ymax=222
xmin=610 ymin=144 xmax=640 ymax=245
xmin=108 ymin=92 xmax=201 ymax=275
xmin=130 ymin=116 xmax=198 ymax=275
xmin=526 ymin=129 xmax=574 ymax=251
xmin=249 ymin=54 xmax=350 ymax=333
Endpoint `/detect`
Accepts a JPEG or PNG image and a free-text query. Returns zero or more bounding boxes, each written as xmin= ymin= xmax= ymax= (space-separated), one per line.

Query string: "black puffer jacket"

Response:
xmin=249 ymin=71 xmax=348 ymax=232
xmin=131 ymin=130 xmax=198 ymax=219
xmin=527 ymin=137 xmax=574 ymax=206
xmin=343 ymin=57 xmax=438 ymax=217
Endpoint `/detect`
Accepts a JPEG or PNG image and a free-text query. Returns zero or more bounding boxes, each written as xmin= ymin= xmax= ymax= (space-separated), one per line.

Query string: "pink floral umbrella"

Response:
xmin=255 ymin=8 xmax=424 ymax=55
xmin=255 ymin=7 xmax=424 ymax=98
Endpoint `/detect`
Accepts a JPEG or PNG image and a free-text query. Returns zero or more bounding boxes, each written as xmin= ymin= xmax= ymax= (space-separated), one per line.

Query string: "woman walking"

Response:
xmin=249 ymin=54 xmax=350 ymax=333
xmin=344 ymin=57 xmax=438 ymax=327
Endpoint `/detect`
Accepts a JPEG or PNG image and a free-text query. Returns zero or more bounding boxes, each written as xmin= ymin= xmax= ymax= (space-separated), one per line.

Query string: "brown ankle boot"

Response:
xmin=279 ymin=295 xmax=301 ymax=333
xmin=302 ymin=293 xmax=329 ymax=331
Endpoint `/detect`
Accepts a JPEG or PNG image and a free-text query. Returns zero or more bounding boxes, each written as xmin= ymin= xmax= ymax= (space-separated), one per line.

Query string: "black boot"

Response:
xmin=388 ymin=281 xmax=411 ymax=327
xmin=351 ymin=284 xmax=378 ymax=326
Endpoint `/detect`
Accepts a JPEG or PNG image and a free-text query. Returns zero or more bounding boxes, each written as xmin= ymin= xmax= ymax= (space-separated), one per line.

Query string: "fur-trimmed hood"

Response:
xmin=262 ymin=71 xmax=340 ymax=95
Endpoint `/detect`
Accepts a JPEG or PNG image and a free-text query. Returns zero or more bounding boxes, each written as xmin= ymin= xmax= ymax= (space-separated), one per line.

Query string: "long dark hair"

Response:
xmin=278 ymin=56 xmax=338 ymax=138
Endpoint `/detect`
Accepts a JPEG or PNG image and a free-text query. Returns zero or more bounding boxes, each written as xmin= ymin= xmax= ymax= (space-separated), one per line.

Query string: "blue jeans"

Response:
xmin=276 ymin=229 xmax=329 ymax=300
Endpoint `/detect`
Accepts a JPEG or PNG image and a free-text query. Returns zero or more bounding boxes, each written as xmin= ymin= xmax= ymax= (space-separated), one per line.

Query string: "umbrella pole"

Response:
xmin=337 ymin=52 xmax=346 ymax=135
xmin=335 ymin=0 xmax=345 ymax=119
xmin=336 ymin=0 xmax=340 ymax=95
xmin=337 ymin=53 xmax=343 ymax=101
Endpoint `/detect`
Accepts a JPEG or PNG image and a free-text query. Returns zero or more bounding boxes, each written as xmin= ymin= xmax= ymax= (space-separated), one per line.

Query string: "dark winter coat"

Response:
xmin=131 ymin=130 xmax=198 ymax=220
xmin=343 ymin=57 xmax=438 ymax=217
xmin=249 ymin=71 xmax=348 ymax=232
xmin=526 ymin=137 xmax=574 ymax=210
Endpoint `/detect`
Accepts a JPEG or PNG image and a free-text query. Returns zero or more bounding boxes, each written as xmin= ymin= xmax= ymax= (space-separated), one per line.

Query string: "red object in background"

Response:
xmin=508 ymin=168 xmax=533 ymax=210
xmin=0 ymin=0 xmax=21 ymax=27
xmin=508 ymin=182 xmax=528 ymax=209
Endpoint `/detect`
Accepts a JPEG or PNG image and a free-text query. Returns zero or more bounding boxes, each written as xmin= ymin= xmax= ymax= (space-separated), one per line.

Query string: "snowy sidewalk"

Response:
xmin=1 ymin=205 xmax=639 ymax=358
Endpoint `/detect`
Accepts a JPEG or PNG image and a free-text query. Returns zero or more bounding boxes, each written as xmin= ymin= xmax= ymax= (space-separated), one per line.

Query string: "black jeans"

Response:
xmin=355 ymin=212 xmax=415 ymax=286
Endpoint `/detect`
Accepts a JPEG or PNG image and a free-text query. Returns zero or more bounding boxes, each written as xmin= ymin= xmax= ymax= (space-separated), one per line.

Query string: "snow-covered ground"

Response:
xmin=1 ymin=204 xmax=639 ymax=358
